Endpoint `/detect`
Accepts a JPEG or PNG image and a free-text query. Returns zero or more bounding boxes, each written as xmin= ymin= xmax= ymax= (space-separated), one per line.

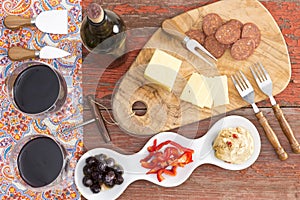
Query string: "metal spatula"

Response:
xmin=162 ymin=19 xmax=217 ymax=67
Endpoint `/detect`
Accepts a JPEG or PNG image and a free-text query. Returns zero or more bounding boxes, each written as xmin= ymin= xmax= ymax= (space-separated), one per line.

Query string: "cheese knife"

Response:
xmin=162 ymin=19 xmax=217 ymax=67
xmin=4 ymin=10 xmax=68 ymax=34
xmin=8 ymin=46 xmax=71 ymax=61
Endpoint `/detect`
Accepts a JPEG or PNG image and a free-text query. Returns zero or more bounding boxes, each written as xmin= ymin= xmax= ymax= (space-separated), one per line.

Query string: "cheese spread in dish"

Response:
xmin=213 ymin=127 xmax=254 ymax=164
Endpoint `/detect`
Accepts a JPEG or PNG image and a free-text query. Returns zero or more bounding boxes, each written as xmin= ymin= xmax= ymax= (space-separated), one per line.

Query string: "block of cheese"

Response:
xmin=180 ymin=73 xmax=213 ymax=108
xmin=144 ymin=49 xmax=182 ymax=92
xmin=205 ymin=75 xmax=229 ymax=107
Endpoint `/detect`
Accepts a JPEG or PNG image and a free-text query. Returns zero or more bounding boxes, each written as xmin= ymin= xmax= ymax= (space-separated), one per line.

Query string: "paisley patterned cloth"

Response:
xmin=0 ymin=0 xmax=83 ymax=199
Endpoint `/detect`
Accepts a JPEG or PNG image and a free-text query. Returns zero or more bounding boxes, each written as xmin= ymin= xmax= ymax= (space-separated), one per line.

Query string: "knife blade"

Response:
xmin=162 ymin=19 xmax=217 ymax=67
xmin=4 ymin=10 xmax=68 ymax=34
xmin=8 ymin=46 xmax=71 ymax=61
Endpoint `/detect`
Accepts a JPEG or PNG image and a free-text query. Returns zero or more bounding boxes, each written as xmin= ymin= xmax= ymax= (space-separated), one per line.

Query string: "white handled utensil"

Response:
xmin=4 ymin=10 xmax=68 ymax=34
xmin=75 ymin=116 xmax=261 ymax=200
xmin=8 ymin=46 xmax=70 ymax=61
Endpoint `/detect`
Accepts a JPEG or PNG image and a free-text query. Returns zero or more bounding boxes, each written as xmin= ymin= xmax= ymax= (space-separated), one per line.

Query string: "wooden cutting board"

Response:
xmin=112 ymin=0 xmax=291 ymax=136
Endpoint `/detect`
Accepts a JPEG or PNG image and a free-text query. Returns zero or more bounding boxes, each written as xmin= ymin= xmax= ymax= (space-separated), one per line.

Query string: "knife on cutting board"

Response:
xmin=162 ymin=19 xmax=217 ymax=67
xmin=8 ymin=46 xmax=70 ymax=61
xmin=4 ymin=10 xmax=68 ymax=34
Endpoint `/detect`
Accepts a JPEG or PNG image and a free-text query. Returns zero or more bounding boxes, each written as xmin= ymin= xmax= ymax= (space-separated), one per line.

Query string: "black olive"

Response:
xmin=106 ymin=158 xmax=115 ymax=167
xmin=104 ymin=170 xmax=116 ymax=183
xmin=82 ymin=176 xmax=93 ymax=187
xmin=95 ymin=153 xmax=107 ymax=162
xmin=97 ymin=160 xmax=107 ymax=172
xmin=90 ymin=184 xmax=101 ymax=193
xmin=115 ymin=174 xmax=124 ymax=185
xmin=104 ymin=179 xmax=114 ymax=188
xmin=83 ymin=165 xmax=93 ymax=176
xmin=91 ymin=171 xmax=100 ymax=181
xmin=113 ymin=165 xmax=124 ymax=174
xmin=86 ymin=156 xmax=99 ymax=166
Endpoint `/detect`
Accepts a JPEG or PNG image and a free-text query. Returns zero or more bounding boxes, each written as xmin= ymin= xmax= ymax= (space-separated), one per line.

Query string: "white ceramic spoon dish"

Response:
xmin=75 ymin=115 xmax=261 ymax=200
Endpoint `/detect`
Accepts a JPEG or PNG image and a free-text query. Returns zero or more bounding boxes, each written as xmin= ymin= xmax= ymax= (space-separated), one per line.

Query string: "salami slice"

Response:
xmin=226 ymin=19 xmax=243 ymax=30
xmin=215 ymin=21 xmax=241 ymax=45
xmin=202 ymin=13 xmax=223 ymax=36
xmin=185 ymin=29 xmax=206 ymax=45
xmin=230 ymin=38 xmax=255 ymax=60
xmin=204 ymin=35 xmax=227 ymax=59
xmin=241 ymin=22 xmax=261 ymax=48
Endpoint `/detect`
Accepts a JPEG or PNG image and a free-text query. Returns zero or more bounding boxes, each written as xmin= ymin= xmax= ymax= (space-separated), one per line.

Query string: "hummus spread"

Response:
xmin=213 ymin=127 xmax=254 ymax=164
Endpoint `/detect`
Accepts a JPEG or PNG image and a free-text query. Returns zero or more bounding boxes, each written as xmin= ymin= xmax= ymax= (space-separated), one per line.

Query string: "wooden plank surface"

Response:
xmin=81 ymin=0 xmax=300 ymax=199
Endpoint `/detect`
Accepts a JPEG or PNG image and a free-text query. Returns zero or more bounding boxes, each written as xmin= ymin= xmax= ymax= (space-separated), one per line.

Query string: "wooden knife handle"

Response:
xmin=255 ymin=111 xmax=288 ymax=160
xmin=162 ymin=19 xmax=187 ymax=42
xmin=4 ymin=15 xmax=32 ymax=29
xmin=87 ymin=95 xmax=111 ymax=143
xmin=8 ymin=46 xmax=37 ymax=61
xmin=272 ymin=104 xmax=300 ymax=153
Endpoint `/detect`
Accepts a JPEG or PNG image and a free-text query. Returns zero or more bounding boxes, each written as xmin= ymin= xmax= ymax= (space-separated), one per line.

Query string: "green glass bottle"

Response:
xmin=80 ymin=2 xmax=127 ymax=67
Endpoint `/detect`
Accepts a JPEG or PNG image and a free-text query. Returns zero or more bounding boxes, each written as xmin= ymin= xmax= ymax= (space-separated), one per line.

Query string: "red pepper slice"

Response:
xmin=155 ymin=140 xmax=171 ymax=151
xmin=141 ymin=139 xmax=194 ymax=182
xmin=162 ymin=166 xmax=177 ymax=176
xmin=147 ymin=139 xmax=157 ymax=152
xmin=157 ymin=169 xmax=165 ymax=182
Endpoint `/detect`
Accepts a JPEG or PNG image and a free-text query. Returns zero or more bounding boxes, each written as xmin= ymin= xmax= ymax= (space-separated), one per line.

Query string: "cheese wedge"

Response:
xmin=180 ymin=73 xmax=213 ymax=108
xmin=144 ymin=49 xmax=182 ymax=92
xmin=205 ymin=75 xmax=229 ymax=107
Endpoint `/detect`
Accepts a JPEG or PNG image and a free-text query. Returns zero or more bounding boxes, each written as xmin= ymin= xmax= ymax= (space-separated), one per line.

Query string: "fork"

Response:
xmin=250 ymin=62 xmax=300 ymax=153
xmin=231 ymin=71 xmax=288 ymax=160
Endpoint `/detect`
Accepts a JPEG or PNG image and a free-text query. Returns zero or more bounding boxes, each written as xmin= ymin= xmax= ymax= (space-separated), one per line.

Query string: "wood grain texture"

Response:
xmin=8 ymin=46 xmax=36 ymax=61
xmin=272 ymin=104 xmax=300 ymax=153
xmin=4 ymin=15 xmax=32 ymax=30
xmin=81 ymin=0 xmax=300 ymax=199
xmin=111 ymin=0 xmax=291 ymax=135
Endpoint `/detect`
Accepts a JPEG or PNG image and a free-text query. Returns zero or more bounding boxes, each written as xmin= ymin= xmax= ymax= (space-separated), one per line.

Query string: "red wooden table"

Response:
xmin=81 ymin=0 xmax=300 ymax=199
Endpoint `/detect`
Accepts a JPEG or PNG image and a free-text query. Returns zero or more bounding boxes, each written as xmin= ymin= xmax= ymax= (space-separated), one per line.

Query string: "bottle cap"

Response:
xmin=87 ymin=3 xmax=104 ymax=23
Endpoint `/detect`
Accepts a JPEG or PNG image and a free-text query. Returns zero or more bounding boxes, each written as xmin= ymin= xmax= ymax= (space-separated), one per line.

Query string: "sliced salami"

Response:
xmin=185 ymin=29 xmax=206 ymax=45
xmin=204 ymin=35 xmax=227 ymax=59
xmin=241 ymin=22 xmax=261 ymax=48
xmin=230 ymin=38 xmax=255 ymax=60
xmin=215 ymin=21 xmax=241 ymax=45
xmin=226 ymin=19 xmax=243 ymax=30
xmin=202 ymin=13 xmax=223 ymax=36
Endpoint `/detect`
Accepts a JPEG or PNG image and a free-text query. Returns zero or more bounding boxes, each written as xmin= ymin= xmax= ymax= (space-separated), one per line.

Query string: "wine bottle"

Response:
xmin=80 ymin=2 xmax=127 ymax=67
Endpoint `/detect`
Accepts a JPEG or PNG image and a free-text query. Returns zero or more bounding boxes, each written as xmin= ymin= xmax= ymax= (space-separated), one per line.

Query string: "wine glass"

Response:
xmin=9 ymin=134 xmax=71 ymax=192
xmin=5 ymin=61 xmax=67 ymax=118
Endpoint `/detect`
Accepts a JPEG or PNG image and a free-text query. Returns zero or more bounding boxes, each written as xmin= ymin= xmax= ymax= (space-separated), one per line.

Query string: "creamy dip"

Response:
xmin=213 ymin=127 xmax=254 ymax=164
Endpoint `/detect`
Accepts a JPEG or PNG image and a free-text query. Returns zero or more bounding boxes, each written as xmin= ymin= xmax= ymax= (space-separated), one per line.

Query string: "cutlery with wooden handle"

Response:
xmin=8 ymin=46 xmax=70 ymax=61
xmin=4 ymin=10 xmax=68 ymax=34
xmin=250 ymin=62 xmax=300 ymax=153
xmin=231 ymin=71 xmax=288 ymax=160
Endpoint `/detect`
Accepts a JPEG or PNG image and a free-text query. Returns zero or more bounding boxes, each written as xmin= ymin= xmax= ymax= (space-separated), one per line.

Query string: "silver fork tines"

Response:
xmin=250 ymin=62 xmax=276 ymax=105
xmin=250 ymin=62 xmax=300 ymax=154
xmin=231 ymin=69 xmax=288 ymax=160
xmin=231 ymin=70 xmax=259 ymax=113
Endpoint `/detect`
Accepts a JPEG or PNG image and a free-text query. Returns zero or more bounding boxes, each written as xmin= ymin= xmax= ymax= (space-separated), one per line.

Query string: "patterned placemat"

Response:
xmin=0 ymin=0 xmax=83 ymax=199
